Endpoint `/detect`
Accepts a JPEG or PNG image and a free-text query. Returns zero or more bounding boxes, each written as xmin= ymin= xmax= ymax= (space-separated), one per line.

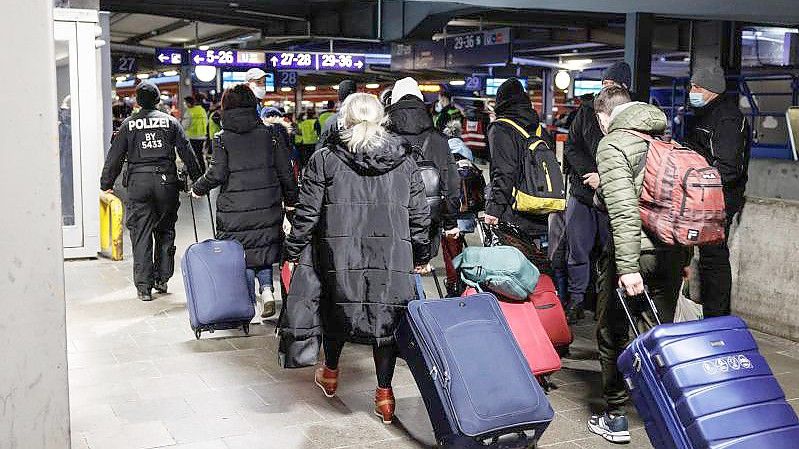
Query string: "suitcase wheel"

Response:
xmin=194 ymin=328 xmax=202 ymax=340
xmin=242 ymin=323 xmax=250 ymax=335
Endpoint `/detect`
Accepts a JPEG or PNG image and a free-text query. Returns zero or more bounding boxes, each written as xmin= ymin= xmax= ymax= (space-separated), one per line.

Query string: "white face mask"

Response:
xmin=249 ymin=82 xmax=266 ymax=100
xmin=434 ymin=102 xmax=443 ymax=113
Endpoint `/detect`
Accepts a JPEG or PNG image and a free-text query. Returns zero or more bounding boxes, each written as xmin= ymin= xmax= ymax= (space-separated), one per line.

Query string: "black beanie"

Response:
xmin=495 ymin=78 xmax=527 ymax=112
xmin=338 ymin=80 xmax=357 ymax=102
xmin=136 ymin=82 xmax=160 ymax=109
xmin=601 ymin=62 xmax=632 ymax=89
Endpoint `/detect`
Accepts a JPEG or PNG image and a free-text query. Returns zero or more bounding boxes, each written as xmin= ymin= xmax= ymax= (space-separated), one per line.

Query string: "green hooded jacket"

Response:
xmin=596 ymin=102 xmax=667 ymax=274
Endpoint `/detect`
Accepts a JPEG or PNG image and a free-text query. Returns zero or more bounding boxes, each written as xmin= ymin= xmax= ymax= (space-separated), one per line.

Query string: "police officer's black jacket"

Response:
xmin=386 ymin=96 xmax=460 ymax=231
xmin=101 ymin=108 xmax=202 ymax=190
xmin=686 ymin=94 xmax=751 ymax=213
xmin=192 ymin=107 xmax=298 ymax=268
xmin=564 ymin=95 xmax=605 ymax=205
xmin=284 ymin=136 xmax=431 ymax=346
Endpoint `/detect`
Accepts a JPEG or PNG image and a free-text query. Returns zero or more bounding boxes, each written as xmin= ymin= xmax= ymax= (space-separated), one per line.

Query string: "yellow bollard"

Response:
xmin=99 ymin=192 xmax=124 ymax=260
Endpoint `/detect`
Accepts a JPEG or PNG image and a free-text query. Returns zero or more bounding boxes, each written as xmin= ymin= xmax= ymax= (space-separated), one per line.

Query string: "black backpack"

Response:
xmin=410 ymin=135 xmax=443 ymax=222
xmin=457 ymin=159 xmax=486 ymax=213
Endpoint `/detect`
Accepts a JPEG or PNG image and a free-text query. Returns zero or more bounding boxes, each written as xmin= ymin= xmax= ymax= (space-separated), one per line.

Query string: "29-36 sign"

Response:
xmin=266 ymin=52 xmax=366 ymax=72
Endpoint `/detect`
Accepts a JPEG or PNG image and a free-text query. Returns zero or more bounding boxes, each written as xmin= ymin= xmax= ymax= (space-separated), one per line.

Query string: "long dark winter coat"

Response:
xmin=192 ymin=107 xmax=298 ymax=268
xmin=284 ymin=135 xmax=431 ymax=346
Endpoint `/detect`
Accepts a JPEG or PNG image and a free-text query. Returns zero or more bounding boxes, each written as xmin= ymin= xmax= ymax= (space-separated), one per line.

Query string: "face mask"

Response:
xmin=249 ymin=82 xmax=266 ymax=100
xmin=597 ymin=114 xmax=610 ymax=136
xmin=689 ymin=92 xmax=707 ymax=108
xmin=434 ymin=102 xmax=443 ymax=113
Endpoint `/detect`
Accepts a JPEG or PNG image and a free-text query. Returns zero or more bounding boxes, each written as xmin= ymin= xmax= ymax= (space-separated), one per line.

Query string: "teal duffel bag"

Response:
xmin=453 ymin=246 xmax=540 ymax=301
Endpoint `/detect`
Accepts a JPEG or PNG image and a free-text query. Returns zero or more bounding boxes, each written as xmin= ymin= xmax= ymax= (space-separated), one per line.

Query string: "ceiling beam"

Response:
xmin=123 ymin=19 xmax=192 ymax=45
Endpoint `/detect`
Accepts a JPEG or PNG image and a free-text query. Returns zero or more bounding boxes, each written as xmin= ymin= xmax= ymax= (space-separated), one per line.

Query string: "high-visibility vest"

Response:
xmin=318 ymin=111 xmax=335 ymax=129
xmin=185 ymin=105 xmax=208 ymax=140
xmin=298 ymin=118 xmax=319 ymax=145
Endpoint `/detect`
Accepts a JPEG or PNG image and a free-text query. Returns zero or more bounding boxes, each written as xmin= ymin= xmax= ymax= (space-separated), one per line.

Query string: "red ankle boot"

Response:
xmin=314 ymin=366 xmax=339 ymax=398
xmin=374 ymin=387 xmax=395 ymax=424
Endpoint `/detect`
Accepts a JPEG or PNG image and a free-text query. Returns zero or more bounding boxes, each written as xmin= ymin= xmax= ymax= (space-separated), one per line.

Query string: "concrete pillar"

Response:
xmin=690 ymin=21 xmax=742 ymax=91
xmin=0 ymin=0 xmax=71 ymax=447
xmin=541 ymin=68 xmax=554 ymax=125
xmin=625 ymin=12 xmax=654 ymax=102
xmin=100 ymin=12 xmax=113 ymax=155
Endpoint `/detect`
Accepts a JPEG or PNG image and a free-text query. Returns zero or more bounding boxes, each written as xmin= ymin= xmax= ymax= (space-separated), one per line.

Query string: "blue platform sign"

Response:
xmin=155 ymin=48 xmax=186 ymax=66
xmin=465 ymin=76 xmax=483 ymax=91
xmin=445 ymin=27 xmax=511 ymax=67
xmin=266 ymin=52 xmax=366 ymax=72
xmin=190 ymin=49 xmax=236 ymax=66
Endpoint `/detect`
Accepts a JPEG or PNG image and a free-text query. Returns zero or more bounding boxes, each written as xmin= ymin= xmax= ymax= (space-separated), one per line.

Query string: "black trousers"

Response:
xmin=189 ymin=139 xmax=206 ymax=172
xmin=699 ymin=212 xmax=735 ymax=318
xmin=323 ymin=336 xmax=398 ymax=388
xmin=126 ymin=173 xmax=180 ymax=290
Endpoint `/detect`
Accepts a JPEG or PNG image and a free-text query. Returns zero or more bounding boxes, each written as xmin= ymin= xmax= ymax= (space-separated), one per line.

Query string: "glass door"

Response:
xmin=54 ymin=21 xmax=83 ymax=248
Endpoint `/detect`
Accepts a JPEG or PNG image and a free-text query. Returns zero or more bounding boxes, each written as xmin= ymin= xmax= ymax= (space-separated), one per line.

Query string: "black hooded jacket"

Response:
xmin=192 ymin=107 xmax=298 ymax=268
xmin=686 ymin=94 xmax=751 ymax=214
xmin=285 ymin=135 xmax=430 ymax=345
xmin=486 ymin=79 xmax=550 ymax=234
xmin=386 ymin=96 xmax=460 ymax=231
xmin=564 ymin=95 xmax=605 ymax=205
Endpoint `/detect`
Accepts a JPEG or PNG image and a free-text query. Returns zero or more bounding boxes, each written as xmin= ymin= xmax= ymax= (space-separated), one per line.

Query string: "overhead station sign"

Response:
xmin=445 ymin=28 xmax=511 ymax=67
xmin=266 ymin=52 xmax=367 ymax=72
xmin=155 ymin=48 xmax=186 ymax=65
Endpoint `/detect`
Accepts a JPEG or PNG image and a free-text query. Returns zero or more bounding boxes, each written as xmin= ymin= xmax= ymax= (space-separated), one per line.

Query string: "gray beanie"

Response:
xmin=691 ymin=65 xmax=726 ymax=94
xmin=601 ymin=62 xmax=632 ymax=89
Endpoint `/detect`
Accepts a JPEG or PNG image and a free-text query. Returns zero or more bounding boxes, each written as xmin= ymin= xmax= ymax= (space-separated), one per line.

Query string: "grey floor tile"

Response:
xmin=164 ymin=412 xmax=254 ymax=444
xmin=70 ymin=403 xmax=122 ymax=434
xmin=168 ymin=440 xmax=230 ymax=449
xmin=236 ymin=400 xmax=326 ymax=430
xmin=300 ymin=413 xmax=396 ymax=448
xmin=222 ymin=426 xmax=321 ymax=449
xmin=131 ymin=373 xmax=211 ymax=401
xmin=184 ymin=386 xmax=268 ymax=415
xmin=84 ymin=421 xmax=175 ymax=449
xmin=111 ymin=397 xmax=195 ymax=424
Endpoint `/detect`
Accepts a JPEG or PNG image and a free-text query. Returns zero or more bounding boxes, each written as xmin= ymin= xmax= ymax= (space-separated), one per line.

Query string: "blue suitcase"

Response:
xmin=182 ymin=196 xmax=254 ymax=339
xmin=618 ymin=288 xmax=799 ymax=449
xmin=397 ymin=291 xmax=554 ymax=449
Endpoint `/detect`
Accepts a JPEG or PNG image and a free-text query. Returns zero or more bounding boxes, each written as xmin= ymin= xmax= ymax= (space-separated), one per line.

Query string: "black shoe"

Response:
xmin=137 ymin=288 xmax=153 ymax=301
xmin=567 ymin=307 xmax=585 ymax=325
xmin=153 ymin=280 xmax=168 ymax=294
xmin=588 ymin=412 xmax=630 ymax=443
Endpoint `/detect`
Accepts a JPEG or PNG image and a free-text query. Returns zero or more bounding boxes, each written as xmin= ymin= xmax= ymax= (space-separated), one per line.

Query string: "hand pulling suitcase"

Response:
xmin=182 ymin=195 xmax=254 ymax=339
xmin=397 ymin=292 xmax=554 ymax=449
xmin=462 ymin=287 xmax=561 ymax=384
xmin=617 ymin=288 xmax=799 ymax=449
xmin=530 ymin=274 xmax=573 ymax=354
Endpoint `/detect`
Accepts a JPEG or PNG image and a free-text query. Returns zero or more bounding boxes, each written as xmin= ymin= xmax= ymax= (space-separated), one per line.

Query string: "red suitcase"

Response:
xmin=462 ymin=288 xmax=561 ymax=382
xmin=531 ymin=275 xmax=573 ymax=354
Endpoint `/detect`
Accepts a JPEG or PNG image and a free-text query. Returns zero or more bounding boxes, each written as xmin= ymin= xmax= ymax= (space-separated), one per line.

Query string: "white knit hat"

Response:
xmin=391 ymin=77 xmax=423 ymax=104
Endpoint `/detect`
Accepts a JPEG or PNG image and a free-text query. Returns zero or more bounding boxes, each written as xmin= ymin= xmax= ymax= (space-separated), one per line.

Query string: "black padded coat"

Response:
xmin=284 ymin=136 xmax=431 ymax=346
xmin=192 ymin=107 xmax=298 ymax=268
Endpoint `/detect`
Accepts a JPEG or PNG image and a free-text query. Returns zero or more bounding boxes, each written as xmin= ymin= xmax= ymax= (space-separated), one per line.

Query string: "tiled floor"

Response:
xmin=66 ymin=192 xmax=799 ymax=449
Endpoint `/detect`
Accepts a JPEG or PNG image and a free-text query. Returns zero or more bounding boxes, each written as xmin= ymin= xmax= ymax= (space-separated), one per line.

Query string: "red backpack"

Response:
xmin=627 ymin=130 xmax=726 ymax=246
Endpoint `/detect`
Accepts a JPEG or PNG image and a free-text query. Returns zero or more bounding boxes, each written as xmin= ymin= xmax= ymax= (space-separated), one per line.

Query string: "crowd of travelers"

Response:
xmin=100 ymin=59 xmax=751 ymax=443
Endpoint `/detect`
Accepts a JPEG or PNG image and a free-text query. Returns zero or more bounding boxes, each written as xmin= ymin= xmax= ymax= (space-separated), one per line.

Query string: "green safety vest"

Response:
xmin=185 ymin=105 xmax=208 ymax=140
xmin=207 ymin=113 xmax=221 ymax=139
xmin=318 ymin=111 xmax=335 ymax=129
xmin=298 ymin=118 xmax=320 ymax=145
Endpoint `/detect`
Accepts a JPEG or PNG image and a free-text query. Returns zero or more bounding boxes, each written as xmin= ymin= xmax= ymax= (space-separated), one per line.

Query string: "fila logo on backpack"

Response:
xmin=496 ymin=118 xmax=566 ymax=215
xmin=628 ymin=130 xmax=726 ymax=246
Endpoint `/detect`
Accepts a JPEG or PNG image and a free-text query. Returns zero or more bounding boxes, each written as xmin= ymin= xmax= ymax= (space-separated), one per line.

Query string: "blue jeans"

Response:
xmin=246 ymin=266 xmax=273 ymax=294
xmin=565 ymin=197 xmax=609 ymax=310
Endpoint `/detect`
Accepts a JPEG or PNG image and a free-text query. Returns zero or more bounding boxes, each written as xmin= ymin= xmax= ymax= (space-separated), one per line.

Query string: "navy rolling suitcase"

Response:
xmin=618 ymin=288 xmax=799 ymax=449
xmin=182 ymin=195 xmax=254 ymax=339
xmin=397 ymin=290 xmax=554 ymax=449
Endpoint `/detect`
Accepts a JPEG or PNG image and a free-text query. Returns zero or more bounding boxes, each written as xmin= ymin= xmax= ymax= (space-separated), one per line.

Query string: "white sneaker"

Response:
xmin=261 ymin=288 xmax=276 ymax=319
xmin=251 ymin=293 xmax=264 ymax=324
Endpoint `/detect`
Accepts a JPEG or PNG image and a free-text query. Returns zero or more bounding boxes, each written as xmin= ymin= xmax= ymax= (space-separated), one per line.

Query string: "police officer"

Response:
xmin=101 ymin=82 xmax=202 ymax=301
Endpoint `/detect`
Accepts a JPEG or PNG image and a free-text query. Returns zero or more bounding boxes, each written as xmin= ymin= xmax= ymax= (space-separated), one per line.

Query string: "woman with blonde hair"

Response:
xmin=284 ymin=93 xmax=431 ymax=424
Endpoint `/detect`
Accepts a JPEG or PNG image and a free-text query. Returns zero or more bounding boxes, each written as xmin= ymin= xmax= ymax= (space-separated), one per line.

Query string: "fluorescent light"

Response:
xmin=563 ymin=58 xmax=593 ymax=70
xmin=331 ymin=85 xmax=340 ymax=90
xmin=281 ymin=87 xmax=292 ymax=92
xmin=136 ymin=73 xmax=150 ymax=79
xmin=365 ymin=83 xmax=380 ymax=89
xmin=419 ymin=84 xmax=441 ymax=93
xmin=199 ymin=45 xmax=210 ymax=51
xmin=304 ymin=86 xmax=317 ymax=91
xmin=162 ymin=70 xmax=178 ymax=77
xmin=115 ymin=76 xmax=128 ymax=82
xmin=449 ymin=80 xmax=466 ymax=86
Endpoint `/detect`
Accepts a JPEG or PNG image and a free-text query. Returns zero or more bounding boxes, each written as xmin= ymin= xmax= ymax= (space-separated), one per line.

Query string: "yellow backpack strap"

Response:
xmin=496 ymin=118 xmax=530 ymax=139
xmin=535 ymin=124 xmax=543 ymax=138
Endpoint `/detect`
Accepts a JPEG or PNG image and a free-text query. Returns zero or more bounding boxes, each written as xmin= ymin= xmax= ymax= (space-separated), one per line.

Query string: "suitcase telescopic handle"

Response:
xmin=188 ymin=193 xmax=216 ymax=243
xmin=616 ymin=287 xmax=662 ymax=337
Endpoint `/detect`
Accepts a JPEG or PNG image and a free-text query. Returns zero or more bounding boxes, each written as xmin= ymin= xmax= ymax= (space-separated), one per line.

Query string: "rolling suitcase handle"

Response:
xmin=187 ymin=193 xmax=216 ymax=243
xmin=616 ymin=287 xmax=662 ymax=337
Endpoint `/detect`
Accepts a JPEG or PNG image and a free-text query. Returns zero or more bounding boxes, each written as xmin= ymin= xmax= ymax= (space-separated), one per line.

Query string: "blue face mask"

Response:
xmin=689 ymin=92 xmax=707 ymax=108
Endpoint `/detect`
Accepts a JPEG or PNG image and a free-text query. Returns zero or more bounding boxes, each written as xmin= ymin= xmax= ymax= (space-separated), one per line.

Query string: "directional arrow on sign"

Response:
xmin=158 ymin=54 xmax=169 ymax=63
xmin=354 ymin=60 xmax=364 ymax=69
xmin=193 ymin=54 xmax=203 ymax=64
xmin=270 ymin=56 xmax=279 ymax=67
